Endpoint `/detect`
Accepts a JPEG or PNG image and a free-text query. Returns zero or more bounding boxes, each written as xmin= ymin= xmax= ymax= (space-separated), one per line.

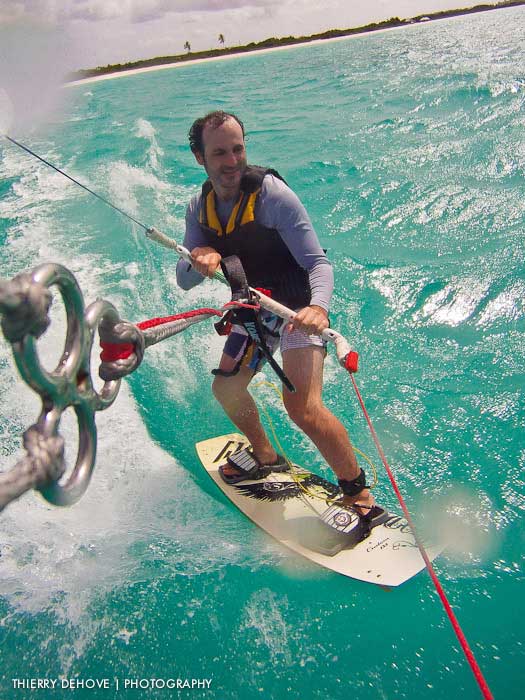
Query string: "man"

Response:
xmin=176 ymin=110 xmax=382 ymax=523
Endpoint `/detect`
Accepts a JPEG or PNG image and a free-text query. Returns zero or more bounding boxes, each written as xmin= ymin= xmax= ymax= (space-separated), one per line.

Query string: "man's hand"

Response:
xmin=190 ymin=246 xmax=222 ymax=278
xmin=289 ymin=305 xmax=329 ymax=336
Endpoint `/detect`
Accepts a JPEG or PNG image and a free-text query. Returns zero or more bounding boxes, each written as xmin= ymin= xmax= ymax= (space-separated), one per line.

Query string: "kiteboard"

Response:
xmin=196 ymin=433 xmax=442 ymax=587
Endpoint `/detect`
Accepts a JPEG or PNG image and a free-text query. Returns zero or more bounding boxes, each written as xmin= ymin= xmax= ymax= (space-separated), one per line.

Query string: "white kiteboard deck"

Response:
xmin=196 ymin=433 xmax=441 ymax=587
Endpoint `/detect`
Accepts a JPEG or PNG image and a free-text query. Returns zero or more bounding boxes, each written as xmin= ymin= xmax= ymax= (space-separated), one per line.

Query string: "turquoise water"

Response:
xmin=1 ymin=7 xmax=525 ymax=699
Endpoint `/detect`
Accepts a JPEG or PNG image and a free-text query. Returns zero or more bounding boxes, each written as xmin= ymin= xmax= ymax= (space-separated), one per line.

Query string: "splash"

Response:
xmin=106 ymin=160 xmax=170 ymax=217
xmin=417 ymin=486 xmax=500 ymax=564
xmin=134 ymin=118 xmax=164 ymax=171
xmin=240 ymin=589 xmax=293 ymax=666
xmin=0 ymin=20 xmax=75 ymax=136
xmin=0 ymin=88 xmax=14 ymax=135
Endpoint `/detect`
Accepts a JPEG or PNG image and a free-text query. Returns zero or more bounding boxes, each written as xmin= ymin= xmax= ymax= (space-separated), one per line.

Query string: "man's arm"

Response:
xmin=176 ymin=198 xmax=221 ymax=288
xmin=258 ymin=175 xmax=334 ymax=334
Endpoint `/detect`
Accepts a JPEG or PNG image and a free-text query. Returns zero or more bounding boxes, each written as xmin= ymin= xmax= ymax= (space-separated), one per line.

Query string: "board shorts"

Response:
xmin=219 ymin=309 xmax=327 ymax=375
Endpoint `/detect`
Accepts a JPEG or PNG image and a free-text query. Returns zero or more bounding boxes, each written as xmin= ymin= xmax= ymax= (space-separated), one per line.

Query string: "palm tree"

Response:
xmin=184 ymin=41 xmax=191 ymax=53
xmin=218 ymin=34 xmax=225 ymax=47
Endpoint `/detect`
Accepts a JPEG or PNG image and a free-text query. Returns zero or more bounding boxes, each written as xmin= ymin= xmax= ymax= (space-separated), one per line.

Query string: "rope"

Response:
xmin=4 ymin=136 xmax=150 ymax=231
xmin=349 ymin=373 xmax=493 ymax=700
xmin=3 ymin=136 xmax=230 ymax=285
xmin=0 ymin=429 xmax=65 ymax=513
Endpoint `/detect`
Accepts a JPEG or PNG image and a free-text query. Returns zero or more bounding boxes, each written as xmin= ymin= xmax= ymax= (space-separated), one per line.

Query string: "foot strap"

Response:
xmin=219 ymin=448 xmax=289 ymax=485
xmin=227 ymin=448 xmax=265 ymax=479
xmin=320 ymin=502 xmax=389 ymax=550
xmin=338 ymin=468 xmax=367 ymax=497
xmin=211 ymin=366 xmax=240 ymax=378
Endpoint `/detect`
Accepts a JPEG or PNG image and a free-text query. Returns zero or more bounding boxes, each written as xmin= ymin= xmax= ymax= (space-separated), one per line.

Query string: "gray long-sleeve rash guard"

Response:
xmin=175 ymin=174 xmax=334 ymax=311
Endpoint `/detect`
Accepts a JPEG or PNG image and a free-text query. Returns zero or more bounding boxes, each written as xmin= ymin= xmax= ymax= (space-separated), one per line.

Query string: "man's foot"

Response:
xmin=339 ymin=487 xmax=376 ymax=518
xmin=220 ymin=449 xmax=280 ymax=478
xmin=219 ymin=448 xmax=289 ymax=484
xmin=320 ymin=493 xmax=389 ymax=549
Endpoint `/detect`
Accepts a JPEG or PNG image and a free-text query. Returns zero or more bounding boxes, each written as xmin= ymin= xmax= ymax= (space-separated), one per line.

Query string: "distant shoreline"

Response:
xmin=67 ymin=1 xmax=525 ymax=85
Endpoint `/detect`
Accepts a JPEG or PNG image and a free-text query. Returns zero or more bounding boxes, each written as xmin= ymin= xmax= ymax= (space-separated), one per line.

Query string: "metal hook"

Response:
xmin=5 ymin=263 xmax=122 ymax=506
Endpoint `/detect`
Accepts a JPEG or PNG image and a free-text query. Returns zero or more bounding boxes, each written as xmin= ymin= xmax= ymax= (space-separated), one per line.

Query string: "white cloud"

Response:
xmin=0 ymin=0 xmax=280 ymax=24
xmin=0 ymin=1 xmax=504 ymax=71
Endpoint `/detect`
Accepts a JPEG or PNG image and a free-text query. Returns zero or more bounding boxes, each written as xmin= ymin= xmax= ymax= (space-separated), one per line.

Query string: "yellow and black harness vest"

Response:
xmin=198 ymin=165 xmax=311 ymax=309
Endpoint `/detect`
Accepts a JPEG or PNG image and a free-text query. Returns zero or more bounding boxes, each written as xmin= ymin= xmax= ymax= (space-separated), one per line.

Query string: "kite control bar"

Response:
xmin=250 ymin=286 xmax=359 ymax=374
xmin=145 ymin=227 xmax=359 ymax=373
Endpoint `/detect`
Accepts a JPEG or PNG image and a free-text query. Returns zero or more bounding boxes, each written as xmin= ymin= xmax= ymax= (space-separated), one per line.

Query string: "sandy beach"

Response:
xmin=66 ymin=20 xmax=432 ymax=87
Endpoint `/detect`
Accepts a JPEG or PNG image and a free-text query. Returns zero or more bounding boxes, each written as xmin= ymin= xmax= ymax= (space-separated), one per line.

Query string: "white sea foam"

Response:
xmin=414 ymin=278 xmax=490 ymax=327
xmin=476 ymin=282 xmax=525 ymax=327
xmin=239 ymin=589 xmax=293 ymax=666
xmin=106 ymin=160 xmax=170 ymax=218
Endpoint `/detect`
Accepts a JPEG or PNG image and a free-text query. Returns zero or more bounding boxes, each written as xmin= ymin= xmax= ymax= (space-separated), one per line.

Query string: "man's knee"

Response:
xmin=212 ymin=373 xmax=234 ymax=404
xmin=284 ymin=396 xmax=322 ymax=431
xmin=212 ymin=368 xmax=252 ymax=405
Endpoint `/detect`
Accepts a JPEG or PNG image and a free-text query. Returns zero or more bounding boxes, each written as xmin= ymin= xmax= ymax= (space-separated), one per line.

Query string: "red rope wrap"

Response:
xmin=136 ymin=308 xmax=221 ymax=331
xmin=100 ymin=308 xmax=222 ymax=362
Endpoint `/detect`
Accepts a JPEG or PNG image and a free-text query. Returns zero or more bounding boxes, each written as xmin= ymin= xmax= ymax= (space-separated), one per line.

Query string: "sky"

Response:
xmin=0 ymin=1 xmax=504 ymax=73
xmin=0 ymin=0 xmax=506 ymax=135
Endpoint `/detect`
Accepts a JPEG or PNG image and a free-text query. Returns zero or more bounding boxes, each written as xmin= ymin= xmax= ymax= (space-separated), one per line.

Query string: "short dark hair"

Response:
xmin=188 ymin=111 xmax=245 ymax=154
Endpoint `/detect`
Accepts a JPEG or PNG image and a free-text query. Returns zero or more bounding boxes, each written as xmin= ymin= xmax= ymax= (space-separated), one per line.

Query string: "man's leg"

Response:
xmin=281 ymin=345 xmax=375 ymax=513
xmin=212 ymin=355 xmax=279 ymax=470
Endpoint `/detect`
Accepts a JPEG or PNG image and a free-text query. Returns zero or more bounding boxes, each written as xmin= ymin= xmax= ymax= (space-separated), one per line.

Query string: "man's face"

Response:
xmin=195 ymin=118 xmax=247 ymax=200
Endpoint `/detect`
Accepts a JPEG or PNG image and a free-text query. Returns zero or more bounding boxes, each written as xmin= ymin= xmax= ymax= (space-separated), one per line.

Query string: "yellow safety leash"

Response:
xmin=252 ymin=380 xmax=378 ymax=504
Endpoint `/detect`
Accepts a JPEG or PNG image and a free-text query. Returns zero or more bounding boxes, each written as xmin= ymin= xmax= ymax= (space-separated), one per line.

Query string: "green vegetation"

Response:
xmin=67 ymin=1 xmax=525 ymax=82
